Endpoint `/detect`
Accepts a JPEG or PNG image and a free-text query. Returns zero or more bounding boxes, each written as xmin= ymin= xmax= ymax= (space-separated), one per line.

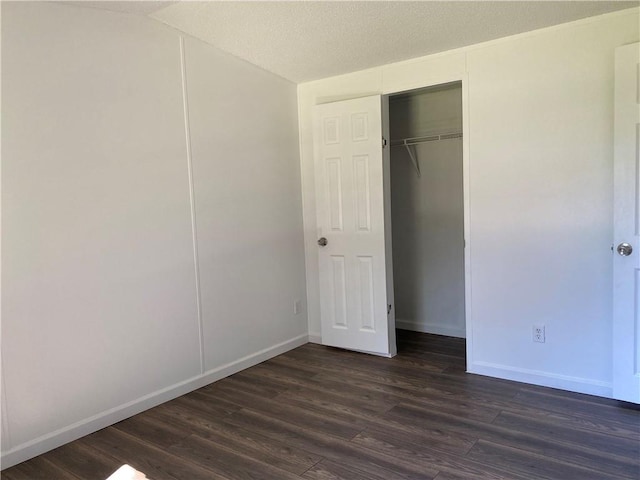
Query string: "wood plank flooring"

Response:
xmin=3 ymin=330 xmax=639 ymax=480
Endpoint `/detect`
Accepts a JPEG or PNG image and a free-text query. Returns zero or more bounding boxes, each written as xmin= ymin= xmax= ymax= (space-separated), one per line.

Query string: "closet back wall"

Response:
xmin=1 ymin=2 xmax=306 ymax=467
xmin=390 ymin=86 xmax=465 ymax=338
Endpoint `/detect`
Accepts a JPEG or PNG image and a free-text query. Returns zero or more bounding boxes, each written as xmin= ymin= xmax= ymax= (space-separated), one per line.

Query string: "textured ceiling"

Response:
xmin=149 ymin=1 xmax=639 ymax=83
xmin=64 ymin=1 xmax=639 ymax=83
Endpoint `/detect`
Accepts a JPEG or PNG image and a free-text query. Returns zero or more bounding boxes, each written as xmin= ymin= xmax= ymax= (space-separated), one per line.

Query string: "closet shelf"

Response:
xmin=390 ymin=132 xmax=462 ymax=147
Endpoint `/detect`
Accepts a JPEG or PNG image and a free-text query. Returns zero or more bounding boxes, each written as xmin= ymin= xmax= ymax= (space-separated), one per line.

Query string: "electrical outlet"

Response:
xmin=533 ymin=324 xmax=545 ymax=343
xmin=294 ymin=300 xmax=301 ymax=315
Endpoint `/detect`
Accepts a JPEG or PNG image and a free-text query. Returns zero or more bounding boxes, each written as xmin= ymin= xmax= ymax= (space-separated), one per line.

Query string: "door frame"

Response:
xmin=612 ymin=42 xmax=640 ymax=402
xmin=381 ymin=74 xmax=472 ymax=365
xmin=306 ymin=72 xmax=472 ymax=367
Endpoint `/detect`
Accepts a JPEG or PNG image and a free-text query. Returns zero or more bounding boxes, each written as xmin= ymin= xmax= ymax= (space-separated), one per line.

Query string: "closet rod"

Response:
xmin=390 ymin=132 xmax=463 ymax=148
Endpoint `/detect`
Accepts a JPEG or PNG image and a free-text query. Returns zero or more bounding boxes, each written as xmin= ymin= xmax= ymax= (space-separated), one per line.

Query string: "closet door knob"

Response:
xmin=617 ymin=242 xmax=633 ymax=256
xmin=317 ymin=237 xmax=328 ymax=247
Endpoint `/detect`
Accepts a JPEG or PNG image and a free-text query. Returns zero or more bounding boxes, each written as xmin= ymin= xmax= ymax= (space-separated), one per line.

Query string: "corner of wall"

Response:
xmin=0 ymin=333 xmax=309 ymax=469
xmin=308 ymin=333 xmax=322 ymax=344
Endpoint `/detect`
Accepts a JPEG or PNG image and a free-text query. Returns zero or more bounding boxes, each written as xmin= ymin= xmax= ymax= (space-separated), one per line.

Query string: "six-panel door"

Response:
xmin=313 ymin=96 xmax=392 ymax=355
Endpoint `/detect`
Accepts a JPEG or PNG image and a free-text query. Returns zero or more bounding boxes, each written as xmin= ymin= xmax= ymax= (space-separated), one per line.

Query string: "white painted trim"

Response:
xmin=308 ymin=332 xmax=322 ymax=344
xmin=0 ymin=2 xmax=6 ymax=454
xmin=0 ymin=334 xmax=309 ymax=469
xmin=469 ymin=361 xmax=613 ymax=398
xmin=461 ymin=73 xmax=474 ymax=372
xmin=179 ymin=35 xmax=205 ymax=375
xmin=395 ymin=320 xmax=465 ymax=339
xmin=297 ymin=83 xmax=322 ymax=353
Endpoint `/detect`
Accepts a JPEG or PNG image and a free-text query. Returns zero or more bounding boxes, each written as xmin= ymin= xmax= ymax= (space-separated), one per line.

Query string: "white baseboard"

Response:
xmin=469 ymin=361 xmax=613 ymax=398
xmin=0 ymin=333 xmax=309 ymax=470
xmin=395 ymin=319 xmax=465 ymax=339
xmin=308 ymin=332 xmax=322 ymax=344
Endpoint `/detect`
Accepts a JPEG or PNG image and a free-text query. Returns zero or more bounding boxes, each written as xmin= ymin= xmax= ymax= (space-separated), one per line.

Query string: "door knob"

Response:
xmin=317 ymin=237 xmax=328 ymax=247
xmin=617 ymin=243 xmax=633 ymax=256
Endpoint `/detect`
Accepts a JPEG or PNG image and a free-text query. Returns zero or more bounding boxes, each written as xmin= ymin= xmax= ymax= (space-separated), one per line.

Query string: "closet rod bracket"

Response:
xmin=405 ymin=144 xmax=421 ymax=177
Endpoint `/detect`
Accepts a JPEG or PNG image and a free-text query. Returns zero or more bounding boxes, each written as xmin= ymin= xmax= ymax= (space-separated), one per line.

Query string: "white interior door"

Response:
xmin=613 ymin=42 xmax=640 ymax=403
xmin=313 ymin=95 xmax=395 ymax=356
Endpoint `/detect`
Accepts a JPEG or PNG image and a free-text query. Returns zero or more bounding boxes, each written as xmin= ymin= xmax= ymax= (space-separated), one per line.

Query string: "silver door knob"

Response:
xmin=617 ymin=243 xmax=633 ymax=256
xmin=317 ymin=237 xmax=328 ymax=247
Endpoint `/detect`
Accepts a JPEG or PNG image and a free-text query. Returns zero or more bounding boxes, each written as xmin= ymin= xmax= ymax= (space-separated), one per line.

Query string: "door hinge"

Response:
xmin=387 ymin=304 xmax=392 ymax=314
xmin=382 ymin=137 xmax=387 ymax=148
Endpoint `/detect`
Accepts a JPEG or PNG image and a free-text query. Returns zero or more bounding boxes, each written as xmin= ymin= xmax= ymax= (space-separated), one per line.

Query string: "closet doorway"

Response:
xmin=312 ymin=80 xmax=469 ymax=362
xmin=388 ymin=82 xmax=466 ymax=348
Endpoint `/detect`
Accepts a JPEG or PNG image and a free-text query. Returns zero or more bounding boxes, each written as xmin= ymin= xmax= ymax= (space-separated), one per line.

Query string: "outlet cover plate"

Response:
xmin=533 ymin=324 xmax=545 ymax=343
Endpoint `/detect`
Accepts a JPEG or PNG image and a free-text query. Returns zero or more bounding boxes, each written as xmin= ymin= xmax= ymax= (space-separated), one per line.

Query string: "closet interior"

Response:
xmin=389 ymin=82 xmax=466 ymax=341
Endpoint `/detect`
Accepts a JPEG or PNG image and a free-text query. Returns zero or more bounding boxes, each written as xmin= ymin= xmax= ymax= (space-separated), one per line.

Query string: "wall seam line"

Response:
xmin=180 ymin=36 xmax=205 ymax=375
xmin=0 ymin=0 xmax=8 ymax=453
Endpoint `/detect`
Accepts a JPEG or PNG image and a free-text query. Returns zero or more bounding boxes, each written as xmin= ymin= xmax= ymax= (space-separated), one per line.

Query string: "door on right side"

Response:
xmin=613 ymin=42 xmax=640 ymax=403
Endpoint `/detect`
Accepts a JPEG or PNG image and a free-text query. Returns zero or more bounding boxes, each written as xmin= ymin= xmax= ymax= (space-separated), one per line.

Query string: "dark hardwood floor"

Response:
xmin=3 ymin=330 xmax=639 ymax=480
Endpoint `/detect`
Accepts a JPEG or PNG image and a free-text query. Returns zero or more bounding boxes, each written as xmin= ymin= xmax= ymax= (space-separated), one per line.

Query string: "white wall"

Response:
xmin=1 ymin=2 xmax=306 ymax=468
xmin=299 ymin=8 xmax=640 ymax=396
xmin=390 ymin=86 xmax=465 ymax=338
xmin=183 ymin=36 xmax=308 ymax=369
